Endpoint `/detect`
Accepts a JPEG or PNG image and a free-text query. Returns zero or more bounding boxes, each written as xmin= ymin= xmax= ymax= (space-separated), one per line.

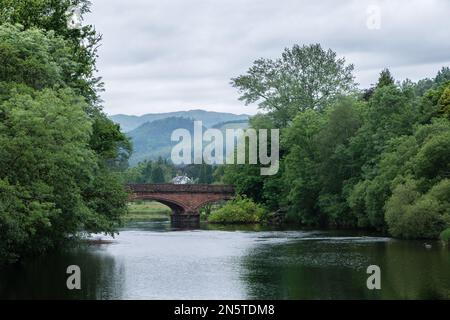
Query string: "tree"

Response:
xmin=0 ymin=11 xmax=130 ymax=263
xmin=376 ymin=68 xmax=395 ymax=89
xmin=0 ymin=0 xmax=102 ymax=106
xmin=434 ymin=67 xmax=450 ymax=86
xmin=227 ymin=40 xmax=450 ymax=238
xmin=282 ymin=110 xmax=326 ymax=225
xmin=231 ymin=44 xmax=356 ymax=126
xmin=0 ymin=3 xmax=130 ymax=164
xmin=150 ymin=166 xmax=165 ymax=183
xmin=198 ymin=164 xmax=213 ymax=184
xmin=0 ymin=87 xmax=127 ymax=263
xmin=385 ymin=178 xmax=450 ymax=239
xmin=437 ymin=83 xmax=450 ymax=119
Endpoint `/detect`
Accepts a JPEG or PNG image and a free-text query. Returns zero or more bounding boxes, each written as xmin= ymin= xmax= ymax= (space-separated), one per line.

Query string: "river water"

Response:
xmin=0 ymin=221 xmax=449 ymax=299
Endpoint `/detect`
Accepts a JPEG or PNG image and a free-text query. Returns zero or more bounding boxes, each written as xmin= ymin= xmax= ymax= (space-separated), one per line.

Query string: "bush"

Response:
xmin=208 ymin=196 xmax=267 ymax=224
xmin=385 ymin=178 xmax=450 ymax=239
xmin=441 ymin=228 xmax=450 ymax=242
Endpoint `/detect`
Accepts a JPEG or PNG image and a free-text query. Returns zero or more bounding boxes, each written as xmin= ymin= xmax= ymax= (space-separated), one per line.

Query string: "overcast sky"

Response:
xmin=85 ymin=0 xmax=450 ymax=116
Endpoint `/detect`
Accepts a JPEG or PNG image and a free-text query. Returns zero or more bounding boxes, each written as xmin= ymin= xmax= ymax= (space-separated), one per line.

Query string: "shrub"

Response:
xmin=441 ymin=228 xmax=450 ymax=242
xmin=385 ymin=178 xmax=450 ymax=239
xmin=208 ymin=196 xmax=267 ymax=224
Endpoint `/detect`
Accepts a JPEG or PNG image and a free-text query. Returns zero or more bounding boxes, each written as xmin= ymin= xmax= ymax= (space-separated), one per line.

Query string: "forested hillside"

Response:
xmin=111 ymin=109 xmax=249 ymax=132
xmin=127 ymin=117 xmax=249 ymax=165
xmin=127 ymin=117 xmax=198 ymax=165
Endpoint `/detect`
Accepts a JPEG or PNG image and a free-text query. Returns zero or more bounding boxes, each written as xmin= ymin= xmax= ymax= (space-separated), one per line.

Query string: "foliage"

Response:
xmin=0 ymin=87 xmax=126 ymax=263
xmin=227 ymin=44 xmax=450 ymax=238
xmin=0 ymin=4 xmax=130 ymax=263
xmin=231 ymin=44 xmax=355 ymax=126
xmin=385 ymin=178 xmax=450 ymax=239
xmin=376 ymin=68 xmax=395 ymax=89
xmin=123 ymin=158 xmax=219 ymax=185
xmin=208 ymin=196 xmax=267 ymax=224
xmin=440 ymin=228 xmax=450 ymax=242
xmin=0 ymin=0 xmax=102 ymax=106
xmin=123 ymin=158 xmax=175 ymax=183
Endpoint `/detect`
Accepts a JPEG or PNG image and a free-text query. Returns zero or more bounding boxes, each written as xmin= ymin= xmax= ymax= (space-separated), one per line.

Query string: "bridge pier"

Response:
xmin=170 ymin=213 xmax=200 ymax=229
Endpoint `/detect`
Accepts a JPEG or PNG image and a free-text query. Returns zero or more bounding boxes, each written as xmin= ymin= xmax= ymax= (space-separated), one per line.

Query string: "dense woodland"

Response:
xmin=220 ymin=45 xmax=450 ymax=239
xmin=1 ymin=0 xmax=449 ymax=265
xmin=0 ymin=0 xmax=130 ymax=263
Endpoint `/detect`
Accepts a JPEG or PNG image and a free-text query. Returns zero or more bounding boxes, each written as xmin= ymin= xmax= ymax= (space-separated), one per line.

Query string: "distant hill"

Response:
xmin=126 ymin=116 xmax=249 ymax=166
xmin=110 ymin=109 xmax=249 ymax=132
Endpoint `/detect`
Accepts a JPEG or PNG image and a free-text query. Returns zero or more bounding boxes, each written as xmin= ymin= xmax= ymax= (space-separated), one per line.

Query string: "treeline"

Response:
xmin=0 ymin=1 xmax=130 ymax=263
xmin=222 ymin=44 xmax=450 ymax=239
xmin=124 ymin=158 xmax=218 ymax=185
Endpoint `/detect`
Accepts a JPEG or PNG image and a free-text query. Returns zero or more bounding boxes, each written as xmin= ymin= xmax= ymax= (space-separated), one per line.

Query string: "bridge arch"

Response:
xmin=129 ymin=194 xmax=186 ymax=215
xmin=127 ymin=184 xmax=235 ymax=217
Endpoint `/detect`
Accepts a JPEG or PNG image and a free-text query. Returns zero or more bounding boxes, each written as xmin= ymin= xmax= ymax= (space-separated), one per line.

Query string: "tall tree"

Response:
xmin=376 ymin=68 xmax=395 ymax=89
xmin=0 ymin=0 xmax=101 ymax=106
xmin=0 ymin=4 xmax=131 ymax=263
xmin=151 ymin=166 xmax=165 ymax=183
xmin=231 ymin=44 xmax=356 ymax=126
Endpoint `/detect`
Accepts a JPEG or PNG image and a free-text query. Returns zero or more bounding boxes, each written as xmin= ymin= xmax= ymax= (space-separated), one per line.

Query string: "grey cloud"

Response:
xmin=86 ymin=0 xmax=450 ymax=115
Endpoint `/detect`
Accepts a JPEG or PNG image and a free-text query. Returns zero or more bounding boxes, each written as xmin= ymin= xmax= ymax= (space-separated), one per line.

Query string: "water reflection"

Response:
xmin=241 ymin=237 xmax=450 ymax=299
xmin=0 ymin=246 xmax=125 ymax=299
xmin=0 ymin=221 xmax=449 ymax=299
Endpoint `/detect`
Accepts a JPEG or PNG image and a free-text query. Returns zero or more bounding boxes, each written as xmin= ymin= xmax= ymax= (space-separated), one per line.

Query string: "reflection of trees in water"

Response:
xmin=240 ymin=240 xmax=450 ymax=299
xmin=0 ymin=245 xmax=125 ymax=300
xmin=240 ymin=241 xmax=374 ymax=299
xmin=382 ymin=241 xmax=450 ymax=299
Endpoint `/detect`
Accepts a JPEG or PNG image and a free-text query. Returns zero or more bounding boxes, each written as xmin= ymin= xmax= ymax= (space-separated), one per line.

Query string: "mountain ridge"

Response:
xmin=110 ymin=109 xmax=250 ymax=133
xmin=119 ymin=110 xmax=250 ymax=166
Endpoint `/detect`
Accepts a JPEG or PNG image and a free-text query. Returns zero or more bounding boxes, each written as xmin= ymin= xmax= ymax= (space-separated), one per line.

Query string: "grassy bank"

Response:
xmin=125 ymin=201 xmax=171 ymax=221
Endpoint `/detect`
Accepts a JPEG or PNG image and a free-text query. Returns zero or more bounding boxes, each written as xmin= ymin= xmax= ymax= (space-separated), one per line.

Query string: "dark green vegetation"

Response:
xmin=124 ymin=157 xmax=218 ymax=185
xmin=222 ymin=44 xmax=450 ymax=239
xmin=441 ymin=228 xmax=450 ymax=243
xmin=111 ymin=109 xmax=249 ymax=133
xmin=0 ymin=1 xmax=130 ymax=264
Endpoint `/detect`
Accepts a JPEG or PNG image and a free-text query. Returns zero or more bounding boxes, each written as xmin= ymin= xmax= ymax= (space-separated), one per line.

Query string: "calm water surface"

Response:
xmin=1 ymin=221 xmax=449 ymax=299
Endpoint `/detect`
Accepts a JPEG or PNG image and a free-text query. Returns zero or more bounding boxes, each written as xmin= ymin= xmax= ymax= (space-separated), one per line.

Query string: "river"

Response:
xmin=0 ymin=221 xmax=449 ymax=299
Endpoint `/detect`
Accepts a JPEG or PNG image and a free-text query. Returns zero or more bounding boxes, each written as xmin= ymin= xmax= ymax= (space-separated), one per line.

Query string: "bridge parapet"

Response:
xmin=127 ymin=183 xmax=234 ymax=194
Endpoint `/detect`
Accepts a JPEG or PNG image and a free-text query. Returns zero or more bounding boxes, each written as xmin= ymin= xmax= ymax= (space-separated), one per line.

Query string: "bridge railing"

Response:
xmin=126 ymin=183 xmax=235 ymax=194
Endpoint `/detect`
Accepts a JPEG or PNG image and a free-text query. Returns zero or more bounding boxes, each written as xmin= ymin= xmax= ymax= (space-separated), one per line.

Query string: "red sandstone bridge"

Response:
xmin=126 ymin=184 xmax=235 ymax=225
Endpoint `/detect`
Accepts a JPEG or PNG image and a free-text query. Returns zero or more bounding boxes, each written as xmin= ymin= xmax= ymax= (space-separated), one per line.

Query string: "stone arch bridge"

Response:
xmin=126 ymin=184 xmax=235 ymax=225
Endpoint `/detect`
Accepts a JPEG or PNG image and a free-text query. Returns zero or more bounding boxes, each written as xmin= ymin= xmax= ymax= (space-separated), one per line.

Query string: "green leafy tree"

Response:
xmin=0 ymin=87 xmax=128 ymax=263
xmin=386 ymin=178 xmax=450 ymax=239
xmin=0 ymin=7 xmax=130 ymax=263
xmin=283 ymin=110 xmax=326 ymax=225
xmin=150 ymin=166 xmax=165 ymax=183
xmin=231 ymin=44 xmax=356 ymax=126
xmin=376 ymin=68 xmax=395 ymax=88
xmin=0 ymin=0 xmax=102 ymax=106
